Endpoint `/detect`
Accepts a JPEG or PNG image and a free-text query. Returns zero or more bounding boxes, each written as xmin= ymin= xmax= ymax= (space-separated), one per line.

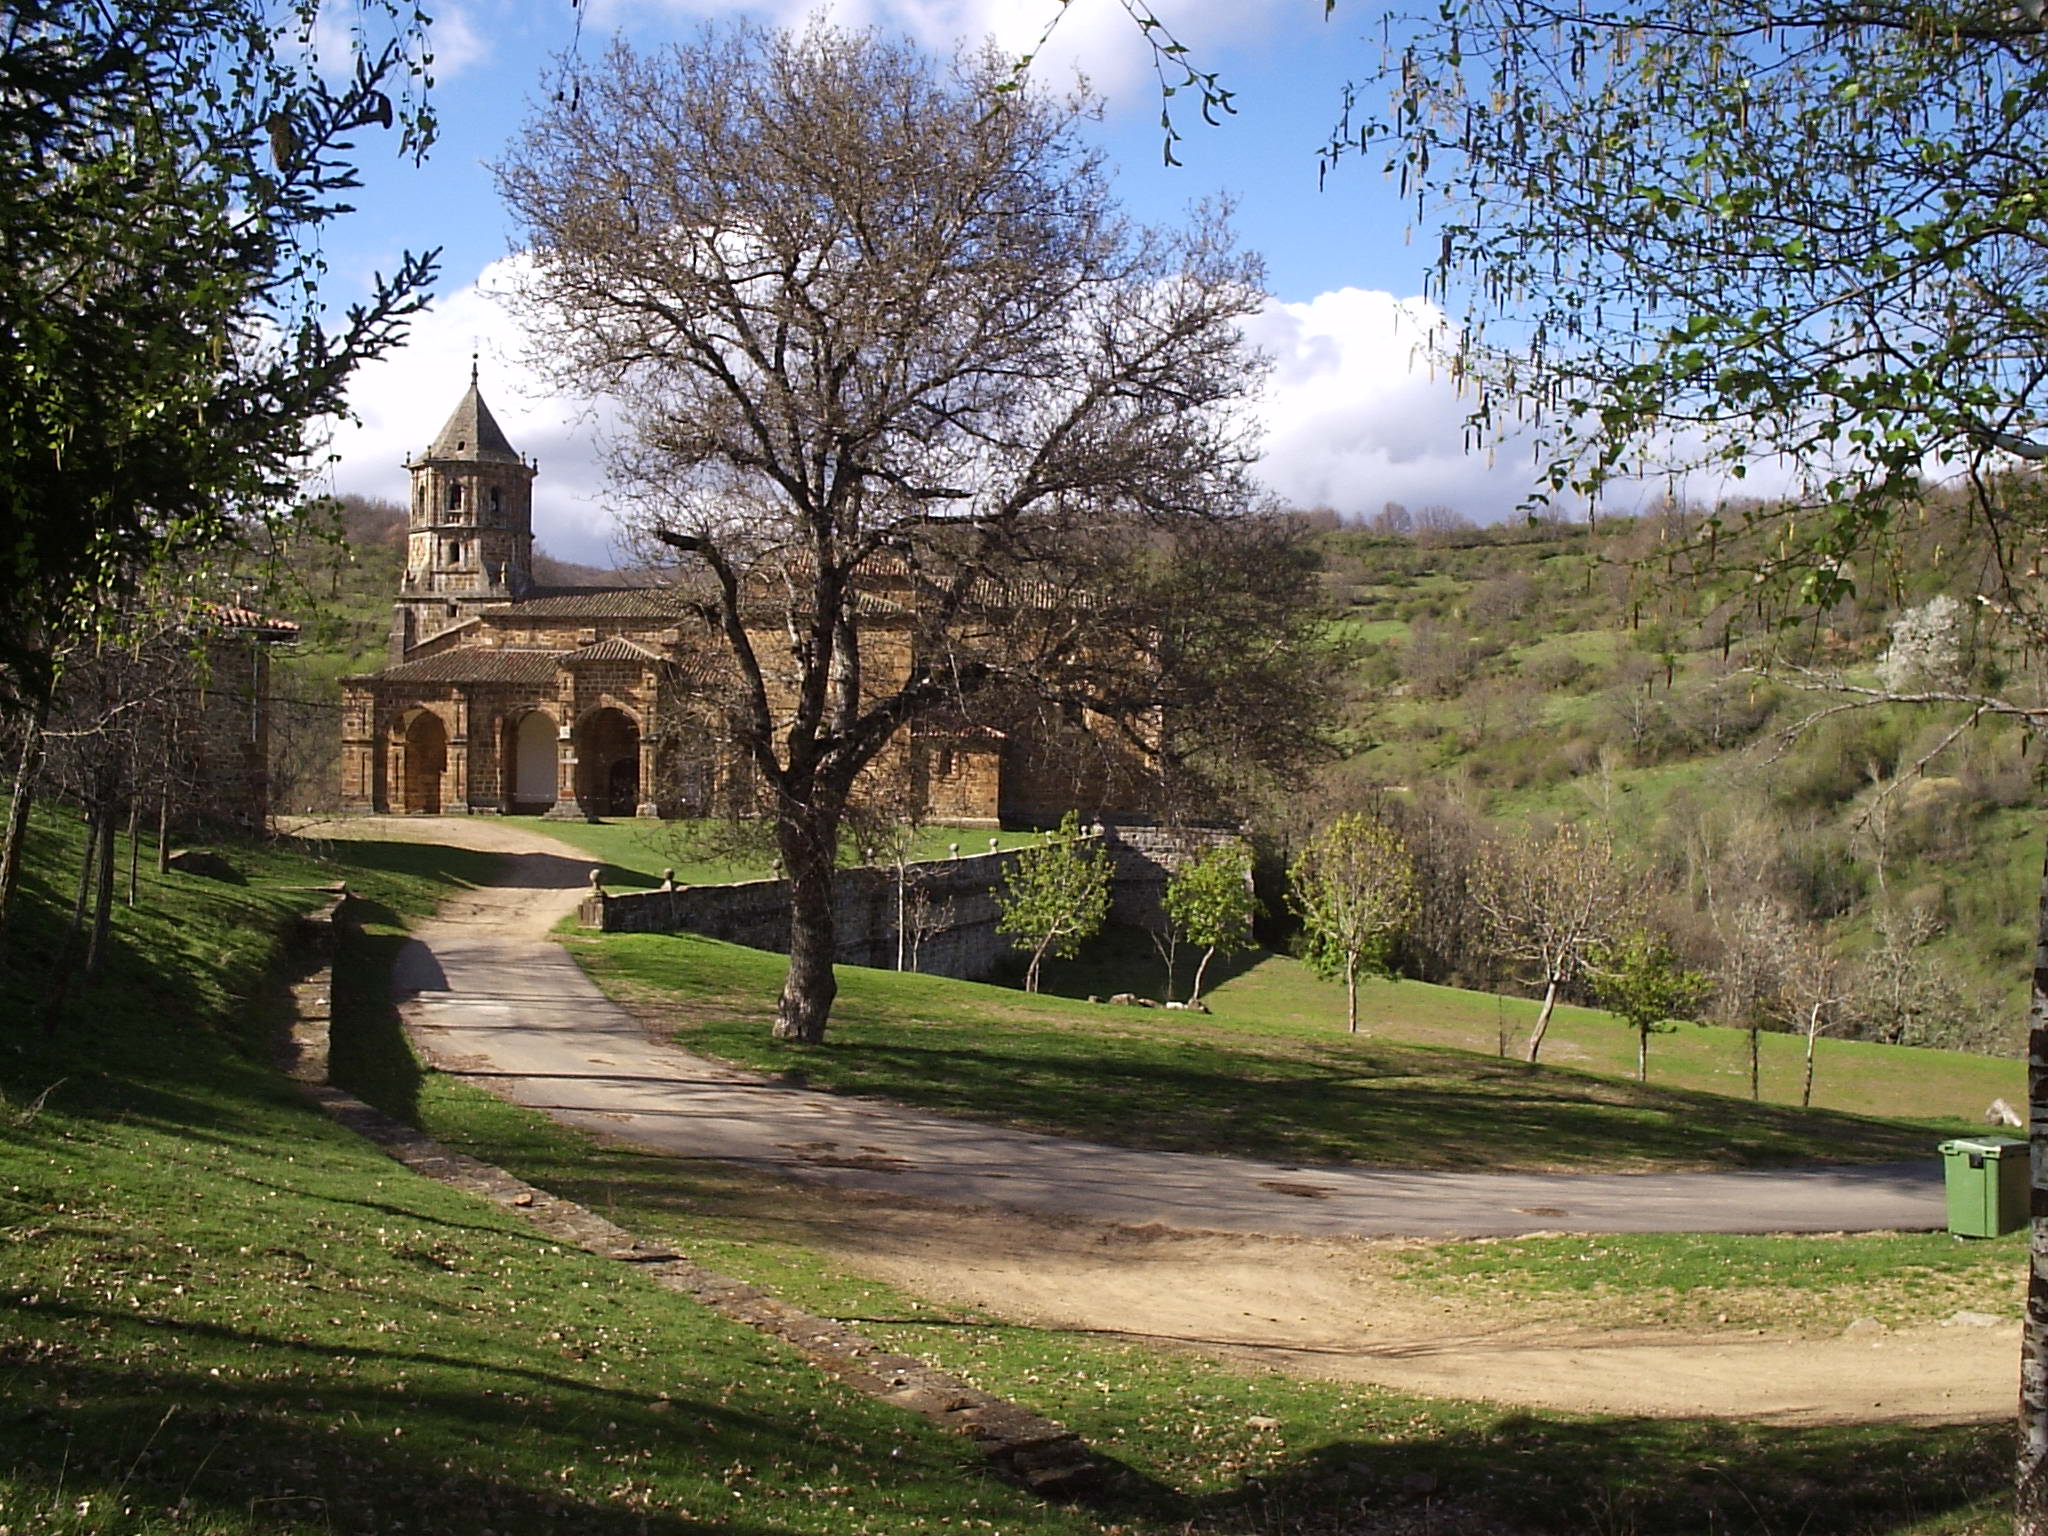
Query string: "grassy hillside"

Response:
xmin=1303 ymin=509 xmax=2043 ymax=1059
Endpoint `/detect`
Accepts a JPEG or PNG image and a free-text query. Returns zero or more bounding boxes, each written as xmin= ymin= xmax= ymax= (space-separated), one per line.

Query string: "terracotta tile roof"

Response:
xmin=193 ymin=602 xmax=300 ymax=639
xmin=562 ymin=637 xmax=666 ymax=665
xmin=506 ymin=587 xmax=694 ymax=620
xmin=355 ymin=648 xmax=565 ymax=686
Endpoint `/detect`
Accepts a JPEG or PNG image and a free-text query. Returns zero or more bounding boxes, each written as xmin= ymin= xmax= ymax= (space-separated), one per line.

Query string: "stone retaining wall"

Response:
xmin=580 ymin=824 xmax=1242 ymax=980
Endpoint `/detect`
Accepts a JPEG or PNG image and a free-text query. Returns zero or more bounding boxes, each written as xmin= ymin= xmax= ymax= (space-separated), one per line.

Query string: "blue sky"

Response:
xmin=314 ymin=0 xmax=1578 ymax=564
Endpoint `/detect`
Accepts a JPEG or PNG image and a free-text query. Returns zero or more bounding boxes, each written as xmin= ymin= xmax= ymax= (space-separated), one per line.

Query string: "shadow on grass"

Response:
xmin=1162 ymin=1411 xmax=2010 ymax=1536
xmin=1022 ymin=923 xmax=1269 ymax=1005
xmin=330 ymin=929 xmax=428 ymax=1126
xmin=704 ymin=1025 xmax=1936 ymax=1171
xmin=2 ymin=1348 xmax=852 ymax=1536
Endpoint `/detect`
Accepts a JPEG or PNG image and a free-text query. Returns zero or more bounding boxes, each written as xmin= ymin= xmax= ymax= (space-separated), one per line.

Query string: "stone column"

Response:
xmin=543 ymin=720 xmax=582 ymax=820
xmin=446 ymin=693 xmax=473 ymax=814
xmin=636 ymin=735 xmax=659 ymax=818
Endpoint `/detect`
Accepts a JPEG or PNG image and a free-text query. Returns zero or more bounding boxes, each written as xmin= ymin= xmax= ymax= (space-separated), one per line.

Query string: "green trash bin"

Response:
xmin=1939 ymin=1136 xmax=2029 ymax=1237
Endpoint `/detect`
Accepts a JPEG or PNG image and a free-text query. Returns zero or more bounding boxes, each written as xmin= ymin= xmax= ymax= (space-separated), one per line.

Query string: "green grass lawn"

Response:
xmin=323 ymin=937 xmax=2015 ymax=1536
xmin=1179 ymin=941 xmax=2023 ymax=1128
xmin=0 ymin=799 xmax=2020 ymax=1534
xmin=529 ymin=816 xmax=1046 ymax=891
xmin=0 ymin=805 xmax=1109 ymax=1536
xmin=566 ymin=928 xmax=1969 ymax=1171
xmin=332 ymin=941 xmax=2016 ymax=1536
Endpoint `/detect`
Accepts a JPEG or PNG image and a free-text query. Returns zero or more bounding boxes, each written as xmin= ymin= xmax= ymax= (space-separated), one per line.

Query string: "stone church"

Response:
xmin=339 ymin=374 xmax=1145 ymax=824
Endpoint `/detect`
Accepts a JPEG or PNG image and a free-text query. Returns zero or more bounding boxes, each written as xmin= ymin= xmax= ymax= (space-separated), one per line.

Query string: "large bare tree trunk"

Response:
xmin=2019 ymin=844 xmax=2048 ymax=1534
xmin=0 ymin=691 xmax=50 ymax=930
xmin=1525 ymin=978 xmax=1561 ymax=1062
xmin=773 ymin=809 xmax=839 ymax=1043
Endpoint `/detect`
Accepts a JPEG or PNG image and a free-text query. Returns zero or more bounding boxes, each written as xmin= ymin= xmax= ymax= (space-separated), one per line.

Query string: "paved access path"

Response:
xmin=314 ymin=816 xmax=1951 ymax=1240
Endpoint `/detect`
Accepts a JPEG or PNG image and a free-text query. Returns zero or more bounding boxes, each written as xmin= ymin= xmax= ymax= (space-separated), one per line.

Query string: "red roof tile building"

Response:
xmin=340 ymin=377 xmax=1149 ymax=823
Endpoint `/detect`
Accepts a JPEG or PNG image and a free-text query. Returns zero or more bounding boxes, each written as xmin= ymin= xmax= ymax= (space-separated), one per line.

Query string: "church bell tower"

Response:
xmin=389 ymin=365 xmax=539 ymax=660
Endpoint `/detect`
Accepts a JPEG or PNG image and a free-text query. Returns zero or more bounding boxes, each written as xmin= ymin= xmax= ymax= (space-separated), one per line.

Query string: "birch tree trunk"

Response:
xmin=1525 ymin=978 xmax=1562 ymax=1062
xmin=2018 ymin=842 xmax=2048 ymax=1533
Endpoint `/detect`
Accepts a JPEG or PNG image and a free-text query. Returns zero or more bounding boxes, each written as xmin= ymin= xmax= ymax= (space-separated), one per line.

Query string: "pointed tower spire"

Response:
xmin=397 ymin=369 xmax=540 ymax=623
xmin=426 ymin=370 xmax=521 ymax=464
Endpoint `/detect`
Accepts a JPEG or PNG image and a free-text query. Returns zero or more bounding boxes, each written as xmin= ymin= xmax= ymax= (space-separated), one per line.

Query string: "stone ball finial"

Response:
xmin=949 ymin=842 xmax=960 ymax=858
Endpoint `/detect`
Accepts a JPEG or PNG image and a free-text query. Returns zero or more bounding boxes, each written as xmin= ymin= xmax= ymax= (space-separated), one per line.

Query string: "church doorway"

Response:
xmin=512 ymin=709 xmax=558 ymax=810
xmin=575 ymin=708 xmax=640 ymax=818
xmin=400 ymin=710 xmax=448 ymax=814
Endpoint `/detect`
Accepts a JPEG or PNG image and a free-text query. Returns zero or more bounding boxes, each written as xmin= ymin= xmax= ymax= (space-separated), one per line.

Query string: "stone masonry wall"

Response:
xmin=580 ymin=824 xmax=1242 ymax=981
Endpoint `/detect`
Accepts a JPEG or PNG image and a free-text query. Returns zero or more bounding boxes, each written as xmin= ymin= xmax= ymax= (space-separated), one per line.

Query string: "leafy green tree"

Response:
xmin=0 ymin=0 xmax=434 ymax=936
xmin=1163 ymin=840 xmax=1258 ymax=1005
xmin=3 ymin=1 xmax=434 ymax=709
xmin=1591 ymin=930 xmax=1711 ymax=1083
xmin=994 ymin=813 xmax=1113 ymax=994
xmin=1287 ymin=811 xmax=1417 ymax=1034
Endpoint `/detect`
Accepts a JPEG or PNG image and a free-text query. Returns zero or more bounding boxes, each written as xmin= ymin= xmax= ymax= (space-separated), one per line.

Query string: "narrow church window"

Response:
xmin=448 ymin=482 xmax=463 ymax=512
xmin=448 ymin=540 xmax=463 ymax=566
xmin=489 ymin=485 xmax=503 ymax=520
xmin=937 ymin=747 xmax=955 ymax=777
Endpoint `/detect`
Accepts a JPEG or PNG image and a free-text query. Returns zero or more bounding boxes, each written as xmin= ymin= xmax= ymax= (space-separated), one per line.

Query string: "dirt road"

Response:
xmin=297 ymin=814 xmax=2016 ymax=1424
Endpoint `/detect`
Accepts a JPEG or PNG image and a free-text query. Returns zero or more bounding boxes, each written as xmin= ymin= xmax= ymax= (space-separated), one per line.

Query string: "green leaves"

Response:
xmin=993 ymin=812 xmax=1112 ymax=992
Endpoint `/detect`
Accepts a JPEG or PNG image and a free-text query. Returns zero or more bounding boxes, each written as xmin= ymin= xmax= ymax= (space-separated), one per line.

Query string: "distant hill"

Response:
xmin=1293 ymin=494 xmax=2033 ymax=1058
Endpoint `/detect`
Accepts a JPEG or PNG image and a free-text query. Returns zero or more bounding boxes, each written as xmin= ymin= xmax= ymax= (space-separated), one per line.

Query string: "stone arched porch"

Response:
xmin=502 ymin=706 xmax=560 ymax=814
xmin=547 ymin=705 xmax=652 ymax=820
xmin=391 ymin=707 xmax=451 ymax=814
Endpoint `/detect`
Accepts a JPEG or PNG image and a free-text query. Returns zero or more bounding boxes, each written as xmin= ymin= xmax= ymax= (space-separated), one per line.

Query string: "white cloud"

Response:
xmin=323 ymin=273 xmax=1581 ymax=569
xmin=425 ymin=2 xmax=491 ymax=80
xmin=317 ymin=256 xmax=625 ymax=565
xmin=581 ymin=0 xmax=1271 ymax=99
xmin=1245 ymin=287 xmax=1556 ymax=522
xmin=309 ymin=0 xmax=490 ymax=83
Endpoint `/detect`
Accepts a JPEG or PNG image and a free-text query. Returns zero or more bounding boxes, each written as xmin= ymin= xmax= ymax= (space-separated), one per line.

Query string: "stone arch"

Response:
xmin=510 ymin=708 xmax=559 ymax=809
xmin=395 ymin=708 xmax=448 ymax=814
xmin=574 ymin=706 xmax=640 ymax=818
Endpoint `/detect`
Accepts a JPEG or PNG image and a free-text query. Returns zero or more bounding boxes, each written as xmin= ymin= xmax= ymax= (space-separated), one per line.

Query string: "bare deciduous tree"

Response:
xmin=1470 ymin=822 xmax=1632 ymax=1063
xmin=499 ymin=23 xmax=1321 ymax=1042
